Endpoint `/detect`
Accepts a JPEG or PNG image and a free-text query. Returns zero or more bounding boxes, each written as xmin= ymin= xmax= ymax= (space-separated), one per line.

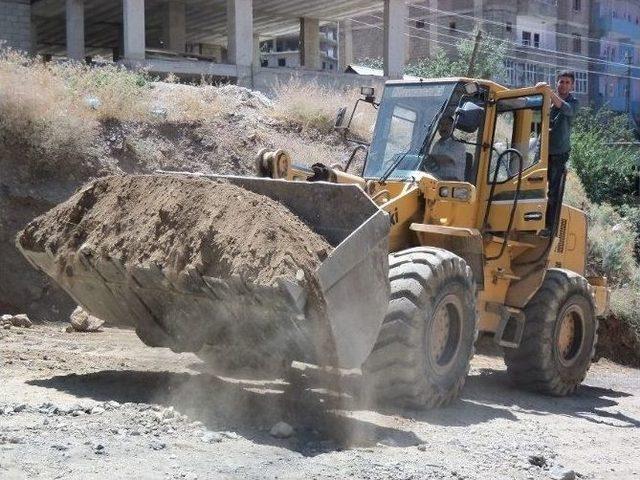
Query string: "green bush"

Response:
xmin=585 ymin=203 xmax=638 ymax=286
xmin=570 ymin=107 xmax=637 ymax=206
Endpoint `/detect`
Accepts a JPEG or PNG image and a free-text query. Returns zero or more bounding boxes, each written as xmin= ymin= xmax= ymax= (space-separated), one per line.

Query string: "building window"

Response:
xmin=449 ymin=22 xmax=456 ymax=30
xmin=505 ymin=59 xmax=515 ymax=86
xmin=575 ymin=71 xmax=588 ymax=94
xmin=415 ymin=20 xmax=425 ymax=29
xmin=329 ymin=63 xmax=334 ymax=70
xmin=524 ymin=63 xmax=537 ymax=84
xmin=278 ymin=58 xmax=286 ymax=67
xmin=573 ymin=0 xmax=581 ymax=11
xmin=522 ymin=31 xmax=531 ymax=46
xmin=572 ymin=34 xmax=582 ymax=54
xmin=261 ymin=59 xmax=268 ymax=67
xmin=322 ymin=61 xmax=326 ymax=69
xmin=533 ymin=33 xmax=540 ymax=48
xmin=506 ymin=22 xmax=512 ymax=32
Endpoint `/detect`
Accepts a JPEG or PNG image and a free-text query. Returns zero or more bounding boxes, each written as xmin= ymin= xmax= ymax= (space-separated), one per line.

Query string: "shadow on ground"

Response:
xmin=28 ymin=369 xmax=423 ymax=455
xmin=413 ymin=368 xmax=639 ymax=429
xmin=28 ymin=362 xmax=639 ymax=455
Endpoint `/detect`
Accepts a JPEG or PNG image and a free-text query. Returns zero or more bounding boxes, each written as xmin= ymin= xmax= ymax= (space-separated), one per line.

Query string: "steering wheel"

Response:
xmin=496 ymin=148 xmax=524 ymax=180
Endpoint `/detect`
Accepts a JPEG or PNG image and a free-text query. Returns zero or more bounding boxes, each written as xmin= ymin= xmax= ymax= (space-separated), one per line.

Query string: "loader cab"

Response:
xmin=363 ymin=80 xmax=488 ymax=183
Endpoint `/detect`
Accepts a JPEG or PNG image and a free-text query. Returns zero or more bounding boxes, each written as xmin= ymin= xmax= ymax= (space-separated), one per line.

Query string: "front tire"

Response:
xmin=504 ymin=269 xmax=597 ymax=396
xmin=362 ymin=247 xmax=477 ymax=409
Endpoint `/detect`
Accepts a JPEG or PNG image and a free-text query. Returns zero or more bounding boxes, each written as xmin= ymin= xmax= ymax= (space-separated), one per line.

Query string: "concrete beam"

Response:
xmin=123 ymin=0 xmax=145 ymax=60
xmin=338 ymin=19 xmax=353 ymax=71
xmin=299 ymin=17 xmax=320 ymax=70
xmin=163 ymin=0 xmax=186 ymax=52
xmin=383 ymin=0 xmax=407 ymax=79
xmin=66 ymin=0 xmax=85 ymax=60
xmin=226 ymin=0 xmax=253 ymax=67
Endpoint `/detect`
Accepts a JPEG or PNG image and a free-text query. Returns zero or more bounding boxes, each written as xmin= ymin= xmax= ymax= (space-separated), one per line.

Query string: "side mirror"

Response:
xmin=334 ymin=106 xmax=348 ymax=129
xmin=453 ymin=102 xmax=484 ymax=133
xmin=360 ymin=86 xmax=375 ymax=103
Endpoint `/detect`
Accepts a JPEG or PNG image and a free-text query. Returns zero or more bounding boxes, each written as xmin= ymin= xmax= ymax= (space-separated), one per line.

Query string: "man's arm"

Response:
xmin=535 ymin=82 xmax=577 ymax=116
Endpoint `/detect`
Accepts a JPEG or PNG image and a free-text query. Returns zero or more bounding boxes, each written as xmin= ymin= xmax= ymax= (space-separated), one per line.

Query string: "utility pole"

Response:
xmin=625 ymin=51 xmax=632 ymax=117
xmin=467 ymin=29 xmax=483 ymax=77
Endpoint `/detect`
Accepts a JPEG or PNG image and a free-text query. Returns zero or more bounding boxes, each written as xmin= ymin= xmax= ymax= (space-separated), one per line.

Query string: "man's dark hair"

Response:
xmin=557 ymin=70 xmax=575 ymax=82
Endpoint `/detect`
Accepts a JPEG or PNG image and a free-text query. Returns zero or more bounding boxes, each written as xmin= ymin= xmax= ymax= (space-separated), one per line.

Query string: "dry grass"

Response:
xmin=272 ymin=78 xmax=375 ymax=138
xmin=0 ymin=49 xmax=235 ymax=175
xmin=0 ymin=49 xmax=99 ymax=172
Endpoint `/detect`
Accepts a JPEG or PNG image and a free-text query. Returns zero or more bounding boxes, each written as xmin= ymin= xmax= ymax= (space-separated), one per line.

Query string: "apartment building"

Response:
xmin=260 ymin=23 xmax=338 ymax=71
xmin=351 ymin=0 xmax=593 ymax=103
xmin=590 ymin=0 xmax=640 ymax=124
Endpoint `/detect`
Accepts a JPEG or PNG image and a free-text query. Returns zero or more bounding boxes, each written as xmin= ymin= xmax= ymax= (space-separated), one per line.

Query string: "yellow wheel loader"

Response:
xmin=18 ymin=78 xmax=609 ymax=409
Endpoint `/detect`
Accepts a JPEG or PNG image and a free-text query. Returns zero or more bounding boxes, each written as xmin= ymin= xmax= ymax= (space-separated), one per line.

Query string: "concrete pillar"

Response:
xmin=227 ymin=0 xmax=253 ymax=67
xmin=338 ymin=19 xmax=353 ymax=71
xmin=163 ymin=0 xmax=186 ymax=52
xmin=66 ymin=0 xmax=85 ymax=61
xmin=383 ymin=0 xmax=407 ymax=78
xmin=123 ymin=0 xmax=145 ymax=60
xmin=253 ymin=34 xmax=261 ymax=67
xmin=299 ymin=17 xmax=320 ymax=70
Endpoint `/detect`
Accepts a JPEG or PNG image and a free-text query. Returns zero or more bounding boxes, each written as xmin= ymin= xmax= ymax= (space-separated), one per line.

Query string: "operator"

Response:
xmin=428 ymin=116 xmax=466 ymax=181
xmin=536 ymin=70 xmax=578 ymax=236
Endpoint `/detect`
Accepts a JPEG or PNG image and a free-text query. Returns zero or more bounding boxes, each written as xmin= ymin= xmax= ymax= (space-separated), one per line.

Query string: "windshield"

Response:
xmin=364 ymin=82 xmax=487 ymax=183
xmin=364 ymin=82 xmax=456 ymax=179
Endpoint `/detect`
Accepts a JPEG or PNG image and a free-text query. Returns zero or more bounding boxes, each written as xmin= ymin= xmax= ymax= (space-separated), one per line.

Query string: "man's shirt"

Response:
xmin=549 ymin=93 xmax=578 ymax=156
xmin=430 ymin=137 xmax=466 ymax=181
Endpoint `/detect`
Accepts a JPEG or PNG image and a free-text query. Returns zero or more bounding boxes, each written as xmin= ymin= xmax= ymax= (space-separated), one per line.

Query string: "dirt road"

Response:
xmin=1 ymin=323 xmax=639 ymax=480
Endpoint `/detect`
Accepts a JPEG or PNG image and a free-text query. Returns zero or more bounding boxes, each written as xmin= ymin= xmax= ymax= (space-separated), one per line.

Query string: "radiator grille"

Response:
xmin=555 ymin=218 xmax=568 ymax=253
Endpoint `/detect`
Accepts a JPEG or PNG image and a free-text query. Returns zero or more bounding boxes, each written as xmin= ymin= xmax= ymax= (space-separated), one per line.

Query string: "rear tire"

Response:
xmin=362 ymin=247 xmax=477 ymax=409
xmin=504 ymin=269 xmax=597 ymax=396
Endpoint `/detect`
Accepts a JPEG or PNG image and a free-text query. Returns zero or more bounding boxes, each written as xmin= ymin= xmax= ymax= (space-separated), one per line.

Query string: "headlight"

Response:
xmin=439 ymin=186 xmax=450 ymax=197
xmin=452 ymin=187 xmax=470 ymax=200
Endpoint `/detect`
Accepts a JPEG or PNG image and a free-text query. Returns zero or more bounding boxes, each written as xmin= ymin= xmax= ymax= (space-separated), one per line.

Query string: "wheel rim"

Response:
xmin=557 ymin=304 xmax=585 ymax=367
xmin=428 ymin=294 xmax=463 ymax=374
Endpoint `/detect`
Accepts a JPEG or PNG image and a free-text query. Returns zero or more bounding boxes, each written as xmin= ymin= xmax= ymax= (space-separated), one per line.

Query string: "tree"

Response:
xmin=356 ymin=29 xmax=509 ymax=82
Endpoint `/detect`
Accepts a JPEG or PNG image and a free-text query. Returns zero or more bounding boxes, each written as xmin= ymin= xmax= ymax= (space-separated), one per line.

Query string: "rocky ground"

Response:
xmin=1 ymin=322 xmax=639 ymax=480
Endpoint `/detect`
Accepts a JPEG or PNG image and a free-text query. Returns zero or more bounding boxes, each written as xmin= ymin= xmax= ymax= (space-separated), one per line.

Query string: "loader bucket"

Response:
xmin=17 ymin=174 xmax=390 ymax=371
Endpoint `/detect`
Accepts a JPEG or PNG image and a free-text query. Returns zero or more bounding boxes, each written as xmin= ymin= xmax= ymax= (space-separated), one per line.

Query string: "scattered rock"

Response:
xmin=3 ymin=324 xmax=11 ymax=330
xmin=0 ymin=435 xmax=23 ymax=444
xmin=201 ymin=431 xmax=223 ymax=443
xmin=93 ymin=443 xmax=106 ymax=454
xmin=528 ymin=454 xmax=548 ymax=468
xmin=150 ymin=440 xmax=166 ymax=450
xmin=1 ymin=314 xmax=32 ymax=328
xmin=90 ymin=406 xmax=105 ymax=415
xmin=106 ymin=400 xmax=121 ymax=409
xmin=51 ymin=444 xmax=68 ymax=451
xmin=549 ymin=467 xmax=576 ymax=480
xmin=417 ymin=444 xmax=427 ymax=452
xmin=69 ymin=306 xmax=105 ymax=332
xmin=270 ymin=422 xmax=294 ymax=439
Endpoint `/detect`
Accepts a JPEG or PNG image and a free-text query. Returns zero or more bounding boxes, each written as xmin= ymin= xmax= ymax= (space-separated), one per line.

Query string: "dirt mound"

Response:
xmin=596 ymin=315 xmax=640 ymax=368
xmin=18 ymin=174 xmax=331 ymax=288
